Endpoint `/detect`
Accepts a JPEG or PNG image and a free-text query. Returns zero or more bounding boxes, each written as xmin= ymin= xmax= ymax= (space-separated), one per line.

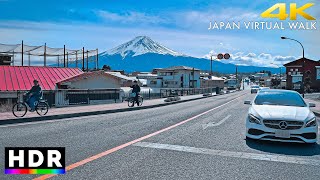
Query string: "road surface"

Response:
xmin=1 ymin=90 xmax=320 ymax=180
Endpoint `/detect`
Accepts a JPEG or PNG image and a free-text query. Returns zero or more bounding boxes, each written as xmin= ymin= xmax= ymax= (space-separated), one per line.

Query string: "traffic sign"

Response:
xmin=217 ymin=53 xmax=224 ymax=59
xmin=224 ymin=53 xmax=231 ymax=59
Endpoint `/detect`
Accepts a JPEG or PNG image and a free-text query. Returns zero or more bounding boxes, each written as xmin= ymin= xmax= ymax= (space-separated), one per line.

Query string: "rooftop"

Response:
xmin=0 ymin=66 xmax=83 ymax=91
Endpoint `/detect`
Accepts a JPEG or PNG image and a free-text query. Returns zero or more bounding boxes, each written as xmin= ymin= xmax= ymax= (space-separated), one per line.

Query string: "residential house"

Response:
xmin=200 ymin=76 xmax=224 ymax=89
xmin=0 ymin=65 xmax=83 ymax=105
xmin=284 ymin=58 xmax=320 ymax=92
xmin=153 ymin=66 xmax=201 ymax=88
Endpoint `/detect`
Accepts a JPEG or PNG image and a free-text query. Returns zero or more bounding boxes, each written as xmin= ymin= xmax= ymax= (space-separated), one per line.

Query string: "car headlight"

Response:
xmin=248 ymin=114 xmax=261 ymax=124
xmin=305 ymin=117 xmax=317 ymax=127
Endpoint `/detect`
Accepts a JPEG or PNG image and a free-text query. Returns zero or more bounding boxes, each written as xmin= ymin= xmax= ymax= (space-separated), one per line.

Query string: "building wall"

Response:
xmin=286 ymin=60 xmax=320 ymax=90
xmin=147 ymin=79 xmax=162 ymax=88
xmin=157 ymin=70 xmax=200 ymax=88
xmin=200 ymin=79 xmax=224 ymax=89
xmin=67 ymin=76 xmax=121 ymax=89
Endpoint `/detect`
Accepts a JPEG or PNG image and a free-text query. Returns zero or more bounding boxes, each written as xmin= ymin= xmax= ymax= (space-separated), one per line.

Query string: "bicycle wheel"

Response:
xmin=137 ymin=97 xmax=143 ymax=106
xmin=12 ymin=102 xmax=27 ymax=117
xmin=36 ymin=101 xmax=49 ymax=116
xmin=128 ymin=98 xmax=135 ymax=107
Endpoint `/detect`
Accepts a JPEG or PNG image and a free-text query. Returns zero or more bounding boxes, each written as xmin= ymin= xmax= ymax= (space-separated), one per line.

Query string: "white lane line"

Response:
xmin=133 ymin=142 xmax=320 ymax=167
xmin=202 ymin=115 xmax=231 ymax=129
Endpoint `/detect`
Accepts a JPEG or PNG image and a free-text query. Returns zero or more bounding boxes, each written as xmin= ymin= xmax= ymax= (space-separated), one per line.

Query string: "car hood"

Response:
xmin=251 ymin=105 xmax=311 ymax=121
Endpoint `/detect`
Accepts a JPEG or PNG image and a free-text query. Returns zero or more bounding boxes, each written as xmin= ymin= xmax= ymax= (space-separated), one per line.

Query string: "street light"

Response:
xmin=281 ymin=36 xmax=305 ymax=97
xmin=281 ymin=37 xmax=305 ymax=58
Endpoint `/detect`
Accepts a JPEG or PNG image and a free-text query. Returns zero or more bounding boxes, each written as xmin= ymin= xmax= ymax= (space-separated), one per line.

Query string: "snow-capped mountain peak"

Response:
xmin=102 ymin=36 xmax=184 ymax=58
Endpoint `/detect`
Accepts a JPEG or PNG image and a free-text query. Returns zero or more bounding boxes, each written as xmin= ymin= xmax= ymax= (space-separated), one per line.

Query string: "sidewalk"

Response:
xmin=0 ymin=92 xmax=224 ymax=125
xmin=304 ymin=98 xmax=320 ymax=117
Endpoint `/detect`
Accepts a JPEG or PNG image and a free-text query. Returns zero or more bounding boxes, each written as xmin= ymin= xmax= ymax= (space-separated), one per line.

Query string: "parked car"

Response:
xmin=259 ymin=87 xmax=270 ymax=91
xmin=251 ymin=85 xmax=260 ymax=93
xmin=244 ymin=89 xmax=318 ymax=143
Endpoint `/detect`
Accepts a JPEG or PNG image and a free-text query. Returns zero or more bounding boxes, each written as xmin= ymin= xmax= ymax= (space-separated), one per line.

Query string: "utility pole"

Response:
xmin=75 ymin=51 xmax=78 ymax=68
xmin=86 ymin=50 xmax=89 ymax=72
xmin=96 ymin=48 xmax=99 ymax=70
xmin=44 ymin=43 xmax=47 ymax=66
xmin=82 ymin=47 xmax=85 ymax=71
xmin=21 ymin=40 xmax=24 ymax=66
xmin=63 ymin=45 xmax=66 ymax=67
xmin=210 ymin=55 xmax=213 ymax=75
xmin=66 ymin=52 xmax=69 ymax=68
xmin=192 ymin=67 xmax=195 ymax=88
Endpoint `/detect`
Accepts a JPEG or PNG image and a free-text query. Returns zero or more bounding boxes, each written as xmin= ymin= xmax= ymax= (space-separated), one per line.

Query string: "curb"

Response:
xmin=0 ymin=92 xmax=235 ymax=126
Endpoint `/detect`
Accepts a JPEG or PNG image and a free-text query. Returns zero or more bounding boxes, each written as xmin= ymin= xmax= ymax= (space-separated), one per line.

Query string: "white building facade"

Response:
xmin=153 ymin=66 xmax=201 ymax=88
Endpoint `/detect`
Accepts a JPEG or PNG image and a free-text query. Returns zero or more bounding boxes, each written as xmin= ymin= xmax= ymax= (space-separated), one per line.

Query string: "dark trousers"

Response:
xmin=134 ymin=93 xmax=140 ymax=106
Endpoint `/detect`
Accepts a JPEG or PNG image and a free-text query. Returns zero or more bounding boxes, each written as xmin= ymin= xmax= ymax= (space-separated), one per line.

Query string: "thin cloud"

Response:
xmin=96 ymin=10 xmax=167 ymax=25
xmin=203 ymin=51 xmax=296 ymax=67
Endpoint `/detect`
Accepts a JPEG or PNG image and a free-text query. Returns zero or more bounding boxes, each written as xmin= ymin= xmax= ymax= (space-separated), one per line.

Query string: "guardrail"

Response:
xmin=17 ymin=89 xmax=121 ymax=107
xmin=14 ymin=87 xmax=220 ymax=107
xmin=160 ymin=87 xmax=219 ymax=98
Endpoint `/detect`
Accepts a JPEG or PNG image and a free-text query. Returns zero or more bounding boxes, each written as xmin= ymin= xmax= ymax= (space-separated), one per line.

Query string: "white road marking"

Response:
xmin=134 ymin=142 xmax=320 ymax=166
xmin=202 ymin=115 xmax=231 ymax=129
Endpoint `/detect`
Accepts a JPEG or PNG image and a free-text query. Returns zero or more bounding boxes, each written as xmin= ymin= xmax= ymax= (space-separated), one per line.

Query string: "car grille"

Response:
xmin=263 ymin=120 xmax=304 ymax=130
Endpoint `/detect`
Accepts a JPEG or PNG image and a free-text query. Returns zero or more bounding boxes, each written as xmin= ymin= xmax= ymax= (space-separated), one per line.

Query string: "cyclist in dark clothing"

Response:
xmin=130 ymin=80 xmax=141 ymax=106
xmin=26 ymin=80 xmax=42 ymax=112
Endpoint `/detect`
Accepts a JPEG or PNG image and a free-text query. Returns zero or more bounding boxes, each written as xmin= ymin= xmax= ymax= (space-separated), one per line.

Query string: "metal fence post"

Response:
xmin=148 ymin=89 xmax=151 ymax=99
xmin=87 ymin=89 xmax=90 ymax=104
xmin=114 ymin=89 xmax=117 ymax=103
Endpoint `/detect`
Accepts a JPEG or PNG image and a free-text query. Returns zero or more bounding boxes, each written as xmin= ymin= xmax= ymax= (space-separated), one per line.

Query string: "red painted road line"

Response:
xmin=33 ymin=93 xmax=246 ymax=180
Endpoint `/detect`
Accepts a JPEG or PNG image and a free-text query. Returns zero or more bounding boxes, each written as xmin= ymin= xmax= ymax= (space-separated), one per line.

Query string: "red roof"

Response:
xmin=0 ymin=66 xmax=83 ymax=91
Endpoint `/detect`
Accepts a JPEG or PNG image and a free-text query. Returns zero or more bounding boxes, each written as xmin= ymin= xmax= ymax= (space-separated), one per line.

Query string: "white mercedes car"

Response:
xmin=245 ymin=89 xmax=318 ymax=143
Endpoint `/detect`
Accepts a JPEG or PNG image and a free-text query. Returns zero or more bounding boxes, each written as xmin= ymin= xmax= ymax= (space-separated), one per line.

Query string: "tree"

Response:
xmin=102 ymin=65 xmax=111 ymax=71
xmin=271 ymin=78 xmax=281 ymax=87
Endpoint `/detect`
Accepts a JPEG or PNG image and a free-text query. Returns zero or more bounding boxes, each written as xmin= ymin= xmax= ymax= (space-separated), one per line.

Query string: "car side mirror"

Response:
xmin=309 ymin=103 xmax=316 ymax=107
xmin=244 ymin=100 xmax=251 ymax=105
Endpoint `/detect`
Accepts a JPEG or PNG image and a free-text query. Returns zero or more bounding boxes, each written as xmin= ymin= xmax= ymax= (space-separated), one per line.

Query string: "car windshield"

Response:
xmin=251 ymin=86 xmax=259 ymax=88
xmin=254 ymin=91 xmax=306 ymax=107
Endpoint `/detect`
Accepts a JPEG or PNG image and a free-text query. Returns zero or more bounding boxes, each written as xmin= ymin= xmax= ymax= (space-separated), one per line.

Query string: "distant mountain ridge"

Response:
xmin=100 ymin=36 xmax=184 ymax=58
xmin=66 ymin=36 xmax=279 ymax=74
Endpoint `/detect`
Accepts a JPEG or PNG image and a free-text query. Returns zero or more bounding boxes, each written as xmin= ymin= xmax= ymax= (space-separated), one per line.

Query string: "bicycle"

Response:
xmin=127 ymin=93 xmax=143 ymax=107
xmin=12 ymin=95 xmax=49 ymax=118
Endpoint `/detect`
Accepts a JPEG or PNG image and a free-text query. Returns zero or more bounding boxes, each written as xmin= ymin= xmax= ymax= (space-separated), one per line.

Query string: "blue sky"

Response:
xmin=0 ymin=0 xmax=319 ymax=67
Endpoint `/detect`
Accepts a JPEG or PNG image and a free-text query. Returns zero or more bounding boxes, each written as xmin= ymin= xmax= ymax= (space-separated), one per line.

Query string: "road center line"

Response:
xmin=133 ymin=142 xmax=320 ymax=167
xmin=33 ymin=93 xmax=247 ymax=180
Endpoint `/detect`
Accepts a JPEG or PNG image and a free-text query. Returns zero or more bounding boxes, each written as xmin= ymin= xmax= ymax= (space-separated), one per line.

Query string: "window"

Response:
xmin=254 ymin=91 xmax=306 ymax=107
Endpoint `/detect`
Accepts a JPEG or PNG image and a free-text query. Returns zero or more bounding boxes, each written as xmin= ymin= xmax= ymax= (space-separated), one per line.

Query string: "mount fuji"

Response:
xmin=75 ymin=36 xmax=278 ymax=73
xmin=101 ymin=36 xmax=184 ymax=58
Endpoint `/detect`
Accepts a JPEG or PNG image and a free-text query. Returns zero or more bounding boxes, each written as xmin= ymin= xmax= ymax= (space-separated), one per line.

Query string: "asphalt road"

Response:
xmin=1 ymin=90 xmax=320 ymax=180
